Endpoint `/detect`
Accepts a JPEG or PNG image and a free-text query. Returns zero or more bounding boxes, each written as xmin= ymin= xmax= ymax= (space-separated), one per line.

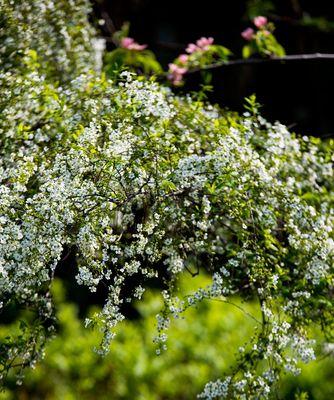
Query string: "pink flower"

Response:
xmin=178 ymin=54 xmax=189 ymax=64
xmin=253 ymin=16 xmax=268 ymax=28
xmin=168 ymin=63 xmax=188 ymax=85
xmin=120 ymin=36 xmax=147 ymax=51
xmin=186 ymin=37 xmax=214 ymax=54
xmin=121 ymin=37 xmax=134 ymax=48
xmin=262 ymin=29 xmax=270 ymax=36
xmin=130 ymin=43 xmax=147 ymax=50
xmin=168 ymin=63 xmax=187 ymax=75
xmin=168 ymin=74 xmax=183 ymax=85
xmin=196 ymin=36 xmax=214 ymax=50
xmin=186 ymin=43 xmax=199 ymax=54
xmin=241 ymin=27 xmax=255 ymax=41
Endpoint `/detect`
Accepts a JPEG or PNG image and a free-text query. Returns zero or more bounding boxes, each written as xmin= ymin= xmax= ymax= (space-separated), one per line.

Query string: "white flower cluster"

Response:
xmin=0 ymin=0 xmax=95 ymax=80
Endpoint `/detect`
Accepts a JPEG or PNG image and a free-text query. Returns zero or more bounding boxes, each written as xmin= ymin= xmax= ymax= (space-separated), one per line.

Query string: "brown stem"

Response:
xmin=186 ymin=53 xmax=334 ymax=74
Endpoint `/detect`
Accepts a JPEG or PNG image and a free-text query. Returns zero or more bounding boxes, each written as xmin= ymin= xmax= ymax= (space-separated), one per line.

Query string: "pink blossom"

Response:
xmin=120 ymin=36 xmax=147 ymax=51
xmin=196 ymin=36 xmax=214 ymax=50
xmin=121 ymin=37 xmax=134 ymax=48
xmin=178 ymin=54 xmax=189 ymax=64
xmin=241 ymin=27 xmax=255 ymax=41
xmin=253 ymin=16 xmax=268 ymax=28
xmin=168 ymin=63 xmax=187 ymax=75
xmin=186 ymin=43 xmax=199 ymax=54
xmin=168 ymin=74 xmax=183 ymax=85
xmin=186 ymin=37 xmax=214 ymax=54
xmin=262 ymin=29 xmax=270 ymax=36
xmin=130 ymin=43 xmax=147 ymax=50
xmin=168 ymin=63 xmax=188 ymax=85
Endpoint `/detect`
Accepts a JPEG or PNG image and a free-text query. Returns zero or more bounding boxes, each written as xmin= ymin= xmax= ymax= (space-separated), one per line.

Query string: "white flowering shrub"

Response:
xmin=0 ymin=0 xmax=95 ymax=80
xmin=0 ymin=1 xmax=333 ymax=398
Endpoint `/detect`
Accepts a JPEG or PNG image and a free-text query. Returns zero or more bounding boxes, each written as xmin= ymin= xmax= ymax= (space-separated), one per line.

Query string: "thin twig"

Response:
xmin=187 ymin=53 xmax=334 ymax=74
xmin=209 ymin=298 xmax=262 ymax=325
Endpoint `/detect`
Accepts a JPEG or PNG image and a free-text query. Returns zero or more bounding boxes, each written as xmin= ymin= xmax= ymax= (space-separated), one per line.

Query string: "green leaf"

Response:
xmin=242 ymin=45 xmax=252 ymax=59
xmin=161 ymin=180 xmax=177 ymax=192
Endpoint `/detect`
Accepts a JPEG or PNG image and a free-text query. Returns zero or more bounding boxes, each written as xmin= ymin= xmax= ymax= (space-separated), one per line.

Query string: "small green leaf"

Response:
xmin=242 ymin=45 xmax=252 ymax=59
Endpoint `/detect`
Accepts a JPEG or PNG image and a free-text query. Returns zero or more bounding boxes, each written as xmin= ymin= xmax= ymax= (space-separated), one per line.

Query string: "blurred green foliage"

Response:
xmin=104 ymin=22 xmax=162 ymax=77
xmin=104 ymin=48 xmax=162 ymax=77
xmin=1 ymin=275 xmax=333 ymax=400
xmin=245 ymin=0 xmax=334 ymax=33
xmin=246 ymin=0 xmax=275 ymax=19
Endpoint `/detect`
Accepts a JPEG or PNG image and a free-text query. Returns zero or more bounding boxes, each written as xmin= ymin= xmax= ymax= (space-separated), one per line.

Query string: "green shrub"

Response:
xmin=0 ymin=1 xmax=333 ymax=398
xmin=1 ymin=277 xmax=334 ymax=399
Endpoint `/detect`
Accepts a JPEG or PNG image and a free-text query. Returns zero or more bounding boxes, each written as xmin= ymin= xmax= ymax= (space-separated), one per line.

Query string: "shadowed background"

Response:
xmin=93 ymin=0 xmax=334 ymax=138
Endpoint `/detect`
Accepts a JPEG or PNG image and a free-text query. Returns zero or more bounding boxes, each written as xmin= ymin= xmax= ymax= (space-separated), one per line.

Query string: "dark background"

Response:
xmin=93 ymin=0 xmax=334 ymax=138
